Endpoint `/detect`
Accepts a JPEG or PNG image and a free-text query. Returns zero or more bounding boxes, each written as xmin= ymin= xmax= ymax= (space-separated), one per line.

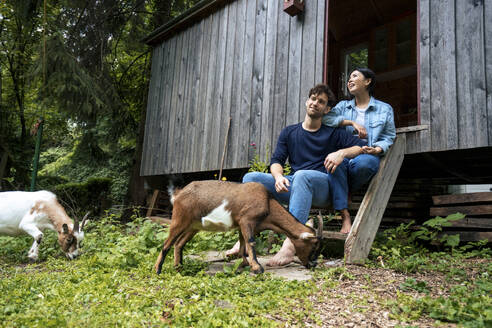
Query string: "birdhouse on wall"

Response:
xmin=283 ymin=0 xmax=304 ymax=17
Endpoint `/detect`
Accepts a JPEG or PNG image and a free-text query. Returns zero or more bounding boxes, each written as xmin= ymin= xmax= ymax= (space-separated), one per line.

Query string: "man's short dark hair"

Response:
xmin=308 ymin=84 xmax=337 ymax=107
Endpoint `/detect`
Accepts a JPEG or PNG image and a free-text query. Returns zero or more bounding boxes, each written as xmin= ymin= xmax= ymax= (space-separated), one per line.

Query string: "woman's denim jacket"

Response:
xmin=322 ymin=97 xmax=396 ymax=155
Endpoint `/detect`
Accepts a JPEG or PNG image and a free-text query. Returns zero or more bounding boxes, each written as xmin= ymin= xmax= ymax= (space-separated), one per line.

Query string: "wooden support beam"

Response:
xmin=432 ymin=192 xmax=492 ymax=205
xmin=344 ymin=134 xmax=406 ymax=264
xmin=146 ymin=189 xmax=160 ymax=217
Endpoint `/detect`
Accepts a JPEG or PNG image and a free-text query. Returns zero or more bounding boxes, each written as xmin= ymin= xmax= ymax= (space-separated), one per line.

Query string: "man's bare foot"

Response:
xmin=225 ymin=241 xmax=240 ymax=257
xmin=266 ymin=238 xmax=296 ymax=267
xmin=340 ymin=208 xmax=352 ymax=234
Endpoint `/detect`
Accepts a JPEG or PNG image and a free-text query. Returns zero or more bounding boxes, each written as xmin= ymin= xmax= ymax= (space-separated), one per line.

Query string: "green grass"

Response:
xmin=0 ymin=217 xmax=317 ymax=327
xmin=1 ymin=215 xmax=491 ymax=327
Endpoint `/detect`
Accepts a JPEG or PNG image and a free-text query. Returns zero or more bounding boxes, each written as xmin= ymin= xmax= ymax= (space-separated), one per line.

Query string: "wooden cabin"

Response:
xmin=141 ymin=0 xmax=492 ymax=248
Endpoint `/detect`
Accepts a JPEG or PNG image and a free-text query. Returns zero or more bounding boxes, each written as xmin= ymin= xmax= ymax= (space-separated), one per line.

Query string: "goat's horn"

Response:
xmin=80 ymin=212 xmax=89 ymax=231
xmin=73 ymin=216 xmax=79 ymax=232
xmin=317 ymin=211 xmax=324 ymax=238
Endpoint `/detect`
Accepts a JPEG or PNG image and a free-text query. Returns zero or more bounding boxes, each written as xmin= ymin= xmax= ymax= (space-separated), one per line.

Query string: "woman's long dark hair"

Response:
xmin=351 ymin=67 xmax=376 ymax=97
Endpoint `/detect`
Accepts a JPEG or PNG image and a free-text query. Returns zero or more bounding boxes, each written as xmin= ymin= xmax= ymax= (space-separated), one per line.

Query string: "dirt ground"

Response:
xmin=307 ymin=262 xmax=448 ymax=328
xmin=194 ymin=252 xmax=483 ymax=327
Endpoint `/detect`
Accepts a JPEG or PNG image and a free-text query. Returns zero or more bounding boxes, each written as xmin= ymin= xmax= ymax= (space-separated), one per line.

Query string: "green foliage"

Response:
xmin=410 ymin=213 xmax=464 ymax=247
xmin=399 ymin=278 xmax=429 ymax=294
xmin=36 ymin=175 xmax=69 ymax=191
xmin=38 ymin=139 xmax=132 ymax=203
xmin=388 ymin=272 xmax=492 ymax=327
xmin=54 ymin=177 xmax=112 ymax=216
xmin=370 ymin=213 xmax=479 ymax=273
xmin=248 ymin=144 xmax=291 ymax=175
xmin=348 ymin=48 xmax=368 ymax=70
xmin=0 ymin=216 xmax=318 ymax=327
xmin=369 ymin=214 xmax=491 ymax=327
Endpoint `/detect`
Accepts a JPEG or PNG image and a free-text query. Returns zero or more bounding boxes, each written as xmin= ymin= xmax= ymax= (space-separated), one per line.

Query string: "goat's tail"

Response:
xmin=167 ymin=174 xmax=185 ymax=206
xmin=167 ymin=182 xmax=176 ymax=205
xmin=167 ymin=183 xmax=184 ymax=206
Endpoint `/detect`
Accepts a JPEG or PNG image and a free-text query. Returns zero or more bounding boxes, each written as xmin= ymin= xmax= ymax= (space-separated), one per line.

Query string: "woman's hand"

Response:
xmin=362 ymin=146 xmax=382 ymax=155
xmin=352 ymin=122 xmax=367 ymax=139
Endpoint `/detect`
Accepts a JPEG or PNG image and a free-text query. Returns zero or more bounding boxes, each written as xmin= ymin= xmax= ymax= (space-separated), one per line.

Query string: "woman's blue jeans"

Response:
xmin=328 ymin=154 xmax=380 ymax=211
xmin=243 ymin=170 xmax=333 ymax=225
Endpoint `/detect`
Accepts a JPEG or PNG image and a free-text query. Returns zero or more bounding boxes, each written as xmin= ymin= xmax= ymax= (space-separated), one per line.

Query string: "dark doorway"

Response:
xmin=326 ymin=0 xmax=417 ymax=128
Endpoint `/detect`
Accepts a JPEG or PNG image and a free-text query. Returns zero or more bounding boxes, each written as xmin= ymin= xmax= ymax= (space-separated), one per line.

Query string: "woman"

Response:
xmin=323 ymin=67 xmax=396 ymax=233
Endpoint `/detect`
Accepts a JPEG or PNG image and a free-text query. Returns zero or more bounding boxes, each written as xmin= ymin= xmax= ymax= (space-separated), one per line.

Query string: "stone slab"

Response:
xmin=187 ymin=251 xmax=343 ymax=281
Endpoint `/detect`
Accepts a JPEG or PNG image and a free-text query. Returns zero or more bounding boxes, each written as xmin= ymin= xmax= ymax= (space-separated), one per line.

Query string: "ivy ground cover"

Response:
xmin=0 ymin=216 xmax=490 ymax=327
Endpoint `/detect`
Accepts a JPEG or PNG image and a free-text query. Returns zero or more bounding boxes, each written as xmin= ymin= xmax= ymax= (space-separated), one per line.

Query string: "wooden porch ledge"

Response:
xmin=396 ymin=124 xmax=429 ymax=134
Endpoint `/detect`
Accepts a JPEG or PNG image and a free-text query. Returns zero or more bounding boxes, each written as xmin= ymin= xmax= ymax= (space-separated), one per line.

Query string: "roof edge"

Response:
xmin=143 ymin=0 xmax=234 ymax=45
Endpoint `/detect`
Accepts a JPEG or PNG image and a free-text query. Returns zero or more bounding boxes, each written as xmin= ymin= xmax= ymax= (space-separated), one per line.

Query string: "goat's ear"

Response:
xmin=62 ymin=223 xmax=69 ymax=234
xmin=299 ymin=232 xmax=317 ymax=240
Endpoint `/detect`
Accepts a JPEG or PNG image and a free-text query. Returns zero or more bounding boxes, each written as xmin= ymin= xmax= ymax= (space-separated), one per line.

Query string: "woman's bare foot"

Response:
xmin=266 ymin=238 xmax=296 ymax=267
xmin=225 ymin=241 xmax=240 ymax=257
xmin=340 ymin=209 xmax=352 ymax=234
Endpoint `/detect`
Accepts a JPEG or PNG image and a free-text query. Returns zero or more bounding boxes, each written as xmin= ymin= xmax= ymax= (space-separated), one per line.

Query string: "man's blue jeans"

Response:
xmin=329 ymin=154 xmax=380 ymax=211
xmin=243 ymin=170 xmax=332 ymax=225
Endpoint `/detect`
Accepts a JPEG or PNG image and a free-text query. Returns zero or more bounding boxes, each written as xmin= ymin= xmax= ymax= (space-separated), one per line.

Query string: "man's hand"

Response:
xmin=351 ymin=122 xmax=367 ymax=139
xmin=324 ymin=150 xmax=345 ymax=173
xmin=362 ymin=146 xmax=382 ymax=155
xmin=274 ymin=176 xmax=290 ymax=193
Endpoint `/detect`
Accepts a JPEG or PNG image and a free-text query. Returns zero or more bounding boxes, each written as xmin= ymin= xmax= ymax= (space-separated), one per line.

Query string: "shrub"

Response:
xmin=54 ymin=177 xmax=112 ymax=216
xmin=36 ymin=175 xmax=69 ymax=190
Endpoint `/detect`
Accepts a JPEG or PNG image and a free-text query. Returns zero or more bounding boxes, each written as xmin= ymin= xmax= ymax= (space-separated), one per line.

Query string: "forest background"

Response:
xmin=0 ymin=0 xmax=201 ymax=210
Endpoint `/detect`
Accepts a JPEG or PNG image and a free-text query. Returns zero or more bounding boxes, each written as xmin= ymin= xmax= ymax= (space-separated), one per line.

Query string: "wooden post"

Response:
xmin=344 ymin=134 xmax=406 ymax=264
xmin=146 ymin=189 xmax=160 ymax=217
xmin=218 ymin=117 xmax=231 ymax=180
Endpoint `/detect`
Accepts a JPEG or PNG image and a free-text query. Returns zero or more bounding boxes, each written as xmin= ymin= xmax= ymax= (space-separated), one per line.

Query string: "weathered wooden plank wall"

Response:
xmin=409 ymin=0 xmax=431 ymax=154
xmin=456 ymin=0 xmax=487 ymax=149
xmin=430 ymin=0 xmax=458 ymax=150
xmin=142 ymin=0 xmax=491 ymax=176
xmin=141 ymin=0 xmax=326 ymax=176
xmin=407 ymin=0 xmax=491 ymax=154
xmin=486 ymin=0 xmax=492 ymax=147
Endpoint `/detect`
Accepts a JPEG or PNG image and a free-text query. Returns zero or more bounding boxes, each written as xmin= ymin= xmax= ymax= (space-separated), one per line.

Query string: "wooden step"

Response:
xmin=430 ymin=204 xmax=492 ymax=217
xmin=432 ymin=192 xmax=492 ymax=205
xmin=345 ymin=134 xmax=406 ymax=264
xmin=437 ymin=231 xmax=492 ymax=242
xmin=322 ymin=231 xmax=348 ymax=240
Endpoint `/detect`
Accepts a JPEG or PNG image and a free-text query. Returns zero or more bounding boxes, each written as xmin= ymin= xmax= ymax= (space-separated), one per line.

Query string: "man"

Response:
xmin=227 ymin=84 xmax=367 ymax=266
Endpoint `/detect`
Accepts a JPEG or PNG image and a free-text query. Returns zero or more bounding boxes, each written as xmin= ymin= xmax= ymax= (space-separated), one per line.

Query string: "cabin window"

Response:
xmin=340 ymin=43 xmax=368 ymax=97
xmin=327 ymin=0 xmax=417 ymax=128
xmin=369 ymin=14 xmax=416 ymax=73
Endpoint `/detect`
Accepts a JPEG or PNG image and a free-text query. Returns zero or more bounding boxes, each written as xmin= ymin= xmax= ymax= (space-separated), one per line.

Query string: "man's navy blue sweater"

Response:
xmin=270 ymin=123 xmax=367 ymax=173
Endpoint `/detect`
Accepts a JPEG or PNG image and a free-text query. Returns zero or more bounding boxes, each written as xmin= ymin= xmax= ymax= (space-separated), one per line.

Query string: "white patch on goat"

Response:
xmin=201 ymin=200 xmax=234 ymax=231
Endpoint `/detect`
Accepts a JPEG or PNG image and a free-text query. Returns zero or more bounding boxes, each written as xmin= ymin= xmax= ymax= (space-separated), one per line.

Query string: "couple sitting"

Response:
xmin=227 ymin=67 xmax=396 ymax=267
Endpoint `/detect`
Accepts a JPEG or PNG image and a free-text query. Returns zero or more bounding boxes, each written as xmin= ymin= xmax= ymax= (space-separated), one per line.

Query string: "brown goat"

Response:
xmin=154 ymin=180 xmax=323 ymax=274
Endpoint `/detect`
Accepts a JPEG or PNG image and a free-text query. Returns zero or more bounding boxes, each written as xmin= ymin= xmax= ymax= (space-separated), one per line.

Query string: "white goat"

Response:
xmin=154 ymin=180 xmax=323 ymax=274
xmin=0 ymin=190 xmax=87 ymax=260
